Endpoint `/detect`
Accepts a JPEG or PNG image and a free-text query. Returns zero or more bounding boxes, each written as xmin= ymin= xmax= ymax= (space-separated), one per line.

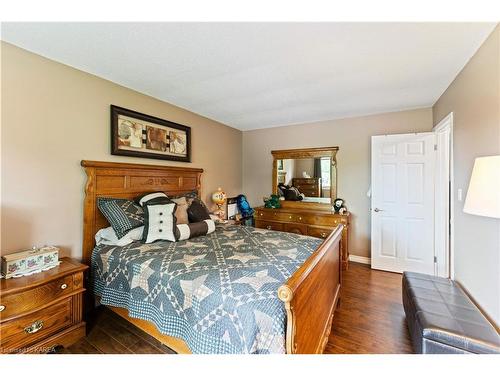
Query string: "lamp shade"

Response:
xmin=212 ymin=187 xmax=227 ymax=206
xmin=463 ymin=155 xmax=500 ymax=218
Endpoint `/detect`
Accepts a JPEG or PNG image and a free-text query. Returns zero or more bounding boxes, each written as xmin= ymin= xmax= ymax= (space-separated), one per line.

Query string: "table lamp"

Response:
xmin=463 ymin=155 xmax=500 ymax=218
xmin=212 ymin=187 xmax=227 ymax=220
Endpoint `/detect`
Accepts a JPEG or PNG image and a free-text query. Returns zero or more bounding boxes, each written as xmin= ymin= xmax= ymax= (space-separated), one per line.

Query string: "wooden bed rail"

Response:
xmin=278 ymin=225 xmax=343 ymax=354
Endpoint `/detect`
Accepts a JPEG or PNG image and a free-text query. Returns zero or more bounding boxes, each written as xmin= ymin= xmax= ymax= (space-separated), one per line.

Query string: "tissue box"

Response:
xmin=1 ymin=246 xmax=60 ymax=279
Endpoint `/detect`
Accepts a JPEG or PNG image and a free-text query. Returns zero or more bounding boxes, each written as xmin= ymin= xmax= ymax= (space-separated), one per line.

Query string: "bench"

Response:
xmin=402 ymin=272 xmax=500 ymax=354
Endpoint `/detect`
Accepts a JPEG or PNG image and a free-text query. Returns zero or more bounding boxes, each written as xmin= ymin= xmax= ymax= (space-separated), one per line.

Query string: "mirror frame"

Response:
xmin=271 ymin=147 xmax=339 ymax=208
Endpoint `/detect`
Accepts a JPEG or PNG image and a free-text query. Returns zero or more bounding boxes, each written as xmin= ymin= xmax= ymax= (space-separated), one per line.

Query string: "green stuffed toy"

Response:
xmin=264 ymin=194 xmax=281 ymax=209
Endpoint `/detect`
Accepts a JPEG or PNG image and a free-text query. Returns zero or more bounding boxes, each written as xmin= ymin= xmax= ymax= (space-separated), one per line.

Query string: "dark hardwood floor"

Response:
xmin=59 ymin=262 xmax=412 ymax=354
xmin=325 ymin=262 xmax=413 ymax=354
xmin=58 ymin=306 xmax=175 ymax=354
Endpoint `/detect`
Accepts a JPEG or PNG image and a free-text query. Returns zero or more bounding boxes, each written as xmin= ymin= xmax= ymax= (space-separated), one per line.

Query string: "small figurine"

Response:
xmin=333 ymin=198 xmax=346 ymax=213
xmin=236 ymin=194 xmax=254 ymax=218
xmin=264 ymin=194 xmax=281 ymax=209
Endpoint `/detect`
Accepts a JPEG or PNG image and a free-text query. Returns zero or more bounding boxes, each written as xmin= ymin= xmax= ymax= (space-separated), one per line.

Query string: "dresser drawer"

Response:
xmin=256 ymin=210 xmax=297 ymax=223
xmin=284 ymin=223 xmax=308 ymax=236
xmin=294 ymin=183 xmax=316 ymax=189
xmin=255 ymin=220 xmax=284 ymax=232
xmin=302 ymin=190 xmax=319 ymax=197
xmin=295 ymin=185 xmax=318 ymax=193
xmin=0 ymin=274 xmax=74 ymax=321
xmin=255 ymin=210 xmax=274 ymax=221
xmin=0 ymin=298 xmax=72 ymax=350
xmin=300 ymin=215 xmax=345 ymax=226
xmin=292 ymin=178 xmax=319 ymax=185
xmin=307 ymin=226 xmax=334 ymax=239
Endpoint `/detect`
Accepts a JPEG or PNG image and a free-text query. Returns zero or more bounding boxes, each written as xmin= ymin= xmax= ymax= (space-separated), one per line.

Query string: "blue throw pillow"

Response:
xmin=97 ymin=197 xmax=144 ymax=239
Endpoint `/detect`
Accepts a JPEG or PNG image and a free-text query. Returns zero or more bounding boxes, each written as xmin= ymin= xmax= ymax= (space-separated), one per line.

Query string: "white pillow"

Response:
xmin=138 ymin=192 xmax=168 ymax=206
xmin=143 ymin=202 xmax=177 ymax=243
xmin=95 ymin=226 xmax=144 ymax=246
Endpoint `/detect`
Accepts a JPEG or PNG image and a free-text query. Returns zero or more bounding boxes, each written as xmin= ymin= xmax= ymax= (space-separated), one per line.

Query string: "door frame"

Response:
xmin=433 ymin=112 xmax=454 ymax=279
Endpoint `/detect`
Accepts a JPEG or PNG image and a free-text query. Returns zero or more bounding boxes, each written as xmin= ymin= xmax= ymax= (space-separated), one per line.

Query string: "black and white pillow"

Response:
xmin=176 ymin=220 xmax=216 ymax=240
xmin=142 ymin=201 xmax=178 ymax=243
xmin=97 ymin=197 xmax=144 ymax=238
xmin=136 ymin=191 xmax=168 ymax=206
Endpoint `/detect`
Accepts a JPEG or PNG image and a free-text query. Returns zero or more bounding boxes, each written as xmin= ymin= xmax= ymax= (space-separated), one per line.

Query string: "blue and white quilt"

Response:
xmin=91 ymin=224 xmax=321 ymax=354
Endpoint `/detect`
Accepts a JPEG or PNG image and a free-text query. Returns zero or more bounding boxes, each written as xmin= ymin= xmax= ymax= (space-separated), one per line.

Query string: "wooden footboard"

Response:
xmin=278 ymin=225 xmax=343 ymax=354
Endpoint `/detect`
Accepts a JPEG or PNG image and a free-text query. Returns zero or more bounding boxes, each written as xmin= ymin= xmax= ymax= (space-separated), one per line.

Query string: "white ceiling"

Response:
xmin=1 ymin=22 xmax=496 ymax=130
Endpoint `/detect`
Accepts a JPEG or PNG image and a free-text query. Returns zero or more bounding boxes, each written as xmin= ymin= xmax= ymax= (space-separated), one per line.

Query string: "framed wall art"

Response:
xmin=111 ymin=105 xmax=191 ymax=162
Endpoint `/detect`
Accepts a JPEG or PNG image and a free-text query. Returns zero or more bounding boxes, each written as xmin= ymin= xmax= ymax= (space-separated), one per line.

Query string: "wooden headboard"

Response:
xmin=81 ymin=160 xmax=203 ymax=264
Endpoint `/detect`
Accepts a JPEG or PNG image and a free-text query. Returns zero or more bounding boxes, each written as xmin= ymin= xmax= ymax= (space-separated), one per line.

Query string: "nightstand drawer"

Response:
xmin=0 ymin=274 xmax=74 ymax=321
xmin=0 ymin=298 xmax=72 ymax=351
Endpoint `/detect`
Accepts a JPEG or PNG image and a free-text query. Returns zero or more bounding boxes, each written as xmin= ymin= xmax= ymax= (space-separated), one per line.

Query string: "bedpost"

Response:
xmin=278 ymin=225 xmax=343 ymax=354
xmin=81 ymin=161 xmax=96 ymax=265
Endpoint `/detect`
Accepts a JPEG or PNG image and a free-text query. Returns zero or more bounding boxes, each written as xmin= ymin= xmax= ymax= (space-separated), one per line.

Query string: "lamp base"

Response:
xmin=214 ymin=204 xmax=225 ymax=220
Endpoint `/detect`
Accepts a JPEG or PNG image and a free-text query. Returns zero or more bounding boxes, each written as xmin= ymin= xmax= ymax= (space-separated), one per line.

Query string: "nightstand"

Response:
xmin=0 ymin=257 xmax=88 ymax=354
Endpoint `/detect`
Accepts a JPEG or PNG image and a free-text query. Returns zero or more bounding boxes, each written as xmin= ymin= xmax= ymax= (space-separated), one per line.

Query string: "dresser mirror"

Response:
xmin=272 ymin=147 xmax=338 ymax=207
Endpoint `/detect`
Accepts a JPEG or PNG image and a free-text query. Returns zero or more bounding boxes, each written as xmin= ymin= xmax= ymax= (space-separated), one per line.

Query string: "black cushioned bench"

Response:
xmin=402 ymin=272 xmax=500 ymax=354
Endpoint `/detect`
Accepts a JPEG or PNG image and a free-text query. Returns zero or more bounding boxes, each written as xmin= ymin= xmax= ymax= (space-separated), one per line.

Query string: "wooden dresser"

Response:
xmin=0 ymin=258 xmax=88 ymax=354
xmin=292 ymin=177 xmax=321 ymax=197
xmin=255 ymin=206 xmax=350 ymax=269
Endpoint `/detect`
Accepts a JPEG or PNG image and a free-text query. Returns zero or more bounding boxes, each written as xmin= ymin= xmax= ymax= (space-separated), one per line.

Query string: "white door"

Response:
xmin=371 ymin=133 xmax=436 ymax=274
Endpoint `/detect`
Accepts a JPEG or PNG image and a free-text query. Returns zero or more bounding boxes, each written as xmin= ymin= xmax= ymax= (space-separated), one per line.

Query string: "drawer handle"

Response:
xmin=60 ymin=283 xmax=68 ymax=290
xmin=298 ymin=217 xmax=302 ymax=221
xmin=289 ymin=215 xmax=292 ymax=219
xmin=266 ymin=226 xmax=272 ymax=230
xmin=25 ymin=320 xmax=44 ymax=334
xmin=260 ymin=212 xmax=263 ymax=216
xmin=0 ymin=305 xmax=5 ymax=312
xmin=321 ymin=232 xmax=327 ymax=238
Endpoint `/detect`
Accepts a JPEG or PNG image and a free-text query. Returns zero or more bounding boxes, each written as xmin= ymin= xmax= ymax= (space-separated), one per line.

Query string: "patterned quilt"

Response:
xmin=91 ymin=224 xmax=322 ymax=354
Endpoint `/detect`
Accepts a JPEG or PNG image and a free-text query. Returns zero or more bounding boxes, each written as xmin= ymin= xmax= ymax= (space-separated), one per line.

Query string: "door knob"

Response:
xmin=373 ymin=208 xmax=384 ymax=212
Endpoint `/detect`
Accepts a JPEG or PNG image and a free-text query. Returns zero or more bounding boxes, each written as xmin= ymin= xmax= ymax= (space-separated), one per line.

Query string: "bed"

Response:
xmin=81 ymin=160 xmax=343 ymax=354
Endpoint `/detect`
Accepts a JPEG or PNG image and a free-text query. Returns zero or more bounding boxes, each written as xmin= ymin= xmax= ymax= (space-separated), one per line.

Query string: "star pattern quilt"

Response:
xmin=91 ymin=224 xmax=322 ymax=354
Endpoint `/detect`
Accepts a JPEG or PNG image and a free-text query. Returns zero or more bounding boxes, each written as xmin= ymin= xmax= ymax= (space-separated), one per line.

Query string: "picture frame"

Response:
xmin=111 ymin=105 xmax=191 ymax=162
xmin=226 ymin=197 xmax=239 ymax=220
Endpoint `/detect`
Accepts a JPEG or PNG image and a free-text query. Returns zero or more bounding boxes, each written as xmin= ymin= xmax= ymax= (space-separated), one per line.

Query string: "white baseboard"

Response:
xmin=349 ymin=255 xmax=371 ymax=265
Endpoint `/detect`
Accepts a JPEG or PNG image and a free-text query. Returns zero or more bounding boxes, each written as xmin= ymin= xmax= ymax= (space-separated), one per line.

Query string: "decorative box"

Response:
xmin=1 ymin=246 xmax=60 ymax=279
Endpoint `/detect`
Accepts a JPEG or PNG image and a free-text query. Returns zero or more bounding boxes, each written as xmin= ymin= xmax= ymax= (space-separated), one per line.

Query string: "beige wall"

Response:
xmin=433 ymin=25 xmax=500 ymax=325
xmin=1 ymin=42 xmax=242 ymax=258
xmin=282 ymin=159 xmax=295 ymax=185
xmin=243 ymin=108 xmax=433 ymax=258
